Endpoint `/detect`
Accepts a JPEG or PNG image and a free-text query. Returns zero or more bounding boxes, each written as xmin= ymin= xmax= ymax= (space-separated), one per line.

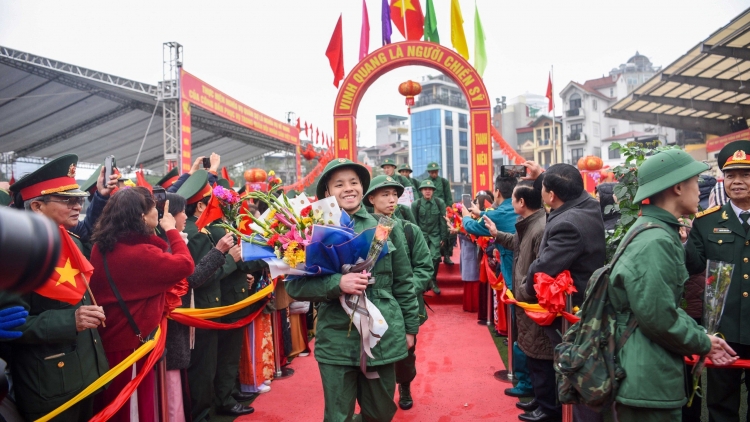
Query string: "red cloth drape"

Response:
xmin=170 ymin=306 xmax=265 ymax=330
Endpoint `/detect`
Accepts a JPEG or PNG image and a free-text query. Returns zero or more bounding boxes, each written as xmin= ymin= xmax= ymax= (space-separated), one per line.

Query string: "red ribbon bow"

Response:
xmin=533 ymin=270 xmax=577 ymax=316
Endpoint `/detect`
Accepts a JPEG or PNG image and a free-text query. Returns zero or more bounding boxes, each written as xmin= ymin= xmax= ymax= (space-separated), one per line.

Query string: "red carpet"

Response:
xmin=242 ymin=249 xmax=523 ymax=421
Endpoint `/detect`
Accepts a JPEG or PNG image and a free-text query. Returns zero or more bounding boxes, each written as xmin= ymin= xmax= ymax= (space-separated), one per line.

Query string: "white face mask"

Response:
xmin=180 ymin=231 xmax=189 ymax=245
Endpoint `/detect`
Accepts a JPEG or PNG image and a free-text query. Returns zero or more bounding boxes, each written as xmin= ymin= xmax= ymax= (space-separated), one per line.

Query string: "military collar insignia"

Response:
xmin=67 ymin=163 xmax=77 ymax=178
xmin=722 ymin=211 xmax=729 ymax=220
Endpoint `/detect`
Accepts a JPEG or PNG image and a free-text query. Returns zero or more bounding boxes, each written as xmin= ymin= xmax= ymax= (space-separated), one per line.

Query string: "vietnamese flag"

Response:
xmin=238 ymin=200 xmax=254 ymax=236
xmin=35 ymin=226 xmax=91 ymax=305
xmin=326 ymin=14 xmax=345 ymax=88
xmin=546 ymin=73 xmax=554 ymax=112
xmin=136 ymin=170 xmax=152 ymax=193
xmin=390 ymin=0 xmax=424 ymax=41
xmin=221 ymin=167 xmax=234 ymax=187
xmin=195 ymin=193 xmax=224 ymax=231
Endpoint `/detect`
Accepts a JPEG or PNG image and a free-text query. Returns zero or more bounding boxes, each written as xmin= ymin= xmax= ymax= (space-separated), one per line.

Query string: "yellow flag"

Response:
xmin=451 ymin=0 xmax=469 ymax=60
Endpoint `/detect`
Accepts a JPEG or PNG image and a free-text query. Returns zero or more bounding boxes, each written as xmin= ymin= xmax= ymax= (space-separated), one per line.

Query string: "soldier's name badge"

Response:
xmin=713 ymin=228 xmax=732 ymax=233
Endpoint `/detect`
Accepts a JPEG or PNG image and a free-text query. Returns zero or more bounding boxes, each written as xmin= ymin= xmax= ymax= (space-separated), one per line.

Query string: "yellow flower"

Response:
xmin=302 ymin=217 xmax=313 ymax=226
xmin=268 ymin=170 xmax=275 ymax=177
xmin=283 ymin=242 xmax=305 ymax=267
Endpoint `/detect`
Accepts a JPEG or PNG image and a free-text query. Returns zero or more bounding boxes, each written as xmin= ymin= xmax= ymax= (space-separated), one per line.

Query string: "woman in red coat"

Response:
xmin=89 ymin=187 xmax=194 ymax=422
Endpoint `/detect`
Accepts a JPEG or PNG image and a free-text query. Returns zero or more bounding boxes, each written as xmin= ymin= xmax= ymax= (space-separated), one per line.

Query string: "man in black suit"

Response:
xmin=520 ymin=163 xmax=606 ymax=422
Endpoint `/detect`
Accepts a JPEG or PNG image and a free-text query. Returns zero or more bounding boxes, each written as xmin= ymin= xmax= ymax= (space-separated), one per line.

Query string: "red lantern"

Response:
xmin=244 ymin=168 xmax=267 ymax=183
xmin=584 ymin=156 xmax=603 ymax=171
xmin=398 ymin=80 xmax=422 ymax=114
xmin=577 ymin=157 xmax=587 ymax=170
xmin=302 ymin=144 xmax=318 ymax=161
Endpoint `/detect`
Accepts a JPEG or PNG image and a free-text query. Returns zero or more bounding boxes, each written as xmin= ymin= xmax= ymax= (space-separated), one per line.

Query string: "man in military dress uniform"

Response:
xmin=425 ymin=162 xmax=455 ymax=265
xmin=685 ymin=140 xmax=750 ymax=422
xmin=398 ymin=163 xmax=421 ymax=199
xmin=177 ymin=171 xmax=255 ymax=418
xmin=412 ymin=179 xmax=449 ymax=294
xmin=286 ymin=159 xmax=419 ymax=422
xmin=364 ymin=175 xmax=432 ymax=411
xmin=2 ymin=154 xmax=110 ymax=421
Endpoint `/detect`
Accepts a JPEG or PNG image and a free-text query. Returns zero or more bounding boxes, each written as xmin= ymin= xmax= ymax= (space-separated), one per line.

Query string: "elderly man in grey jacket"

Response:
xmin=520 ymin=163 xmax=607 ymax=422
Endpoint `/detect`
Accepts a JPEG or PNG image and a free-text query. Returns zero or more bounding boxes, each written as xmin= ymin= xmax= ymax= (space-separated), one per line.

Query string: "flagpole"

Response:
xmin=401 ymin=0 xmax=407 ymax=39
xmin=551 ymin=65 xmax=557 ymax=164
xmin=81 ymin=274 xmax=106 ymax=327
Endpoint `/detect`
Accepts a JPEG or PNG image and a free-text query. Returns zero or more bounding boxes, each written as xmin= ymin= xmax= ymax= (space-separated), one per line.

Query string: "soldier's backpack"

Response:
xmin=554 ymin=222 xmax=665 ymax=411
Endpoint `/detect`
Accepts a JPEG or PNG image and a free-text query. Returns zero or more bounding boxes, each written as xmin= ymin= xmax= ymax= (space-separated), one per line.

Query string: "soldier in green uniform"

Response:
xmin=425 ymin=162 xmax=455 ymax=265
xmin=398 ymin=163 xmax=421 ymax=199
xmin=177 ymin=171 xmax=255 ymax=418
xmin=156 ymin=167 xmax=180 ymax=190
xmin=685 ymin=140 xmax=750 ymax=422
xmin=364 ymin=175 xmax=432 ymax=411
xmin=412 ymin=179 xmax=449 ymax=295
xmin=2 ymin=154 xmax=109 ymax=421
xmin=212 ymin=178 xmax=265 ymax=415
xmin=381 ymin=159 xmax=413 ymax=190
xmin=286 ymin=159 xmax=419 ymax=422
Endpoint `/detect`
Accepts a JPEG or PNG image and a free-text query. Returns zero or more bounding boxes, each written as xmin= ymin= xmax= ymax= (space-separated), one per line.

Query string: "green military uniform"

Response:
xmin=412 ymin=179 xmax=448 ymax=293
xmin=425 ymin=162 xmax=455 ymax=264
xmin=287 ymin=160 xmax=419 ymax=422
xmin=380 ymin=159 xmax=413 ymax=192
xmin=363 ymin=175 xmax=433 ymax=411
xmin=394 ymin=204 xmax=416 ymax=225
xmin=398 ymin=163 xmax=421 ymax=200
xmin=0 ymin=188 xmax=11 ymax=206
xmin=685 ymin=141 xmax=750 ymax=422
xmin=177 ymin=171 xmax=252 ymax=419
xmin=3 ymin=154 xmax=108 ymax=421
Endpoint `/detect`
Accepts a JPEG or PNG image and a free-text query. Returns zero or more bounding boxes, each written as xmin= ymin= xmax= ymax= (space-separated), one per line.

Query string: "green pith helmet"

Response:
xmin=216 ymin=178 xmax=231 ymax=189
xmin=176 ymin=170 xmax=212 ymax=204
xmin=380 ymin=158 xmax=397 ymax=168
xmin=81 ymin=164 xmax=103 ymax=194
xmin=363 ymin=175 xmax=405 ymax=207
xmin=397 ymin=163 xmax=413 ymax=174
xmin=156 ymin=167 xmax=180 ymax=189
xmin=633 ymin=149 xmax=709 ymax=203
xmin=717 ymin=140 xmax=750 ymax=171
xmin=419 ymin=179 xmax=437 ymax=191
xmin=10 ymin=154 xmax=89 ymax=201
xmin=316 ymin=158 xmax=371 ymax=200
xmin=427 ymin=162 xmax=441 ymax=172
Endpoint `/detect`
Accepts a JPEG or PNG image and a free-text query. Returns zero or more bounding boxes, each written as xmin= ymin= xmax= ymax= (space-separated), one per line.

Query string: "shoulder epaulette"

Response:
xmin=66 ymin=230 xmax=80 ymax=239
xmin=200 ymin=228 xmax=211 ymax=235
xmin=695 ymin=205 xmax=721 ymax=218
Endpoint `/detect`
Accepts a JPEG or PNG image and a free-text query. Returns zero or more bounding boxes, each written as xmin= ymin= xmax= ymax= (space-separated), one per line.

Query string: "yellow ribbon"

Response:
xmin=169 ymin=282 xmax=274 ymax=319
xmin=35 ymin=327 xmax=162 ymax=422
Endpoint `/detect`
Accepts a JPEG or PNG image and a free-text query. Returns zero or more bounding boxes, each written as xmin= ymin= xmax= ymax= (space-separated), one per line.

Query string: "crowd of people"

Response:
xmin=0 ymin=139 xmax=749 ymax=422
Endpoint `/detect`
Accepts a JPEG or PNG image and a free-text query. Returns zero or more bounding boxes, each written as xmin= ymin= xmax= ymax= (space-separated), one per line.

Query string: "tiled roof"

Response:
xmin=583 ymin=74 xmax=619 ymax=90
xmin=571 ymin=82 xmax=614 ymax=100
xmin=602 ymin=130 xmax=650 ymax=142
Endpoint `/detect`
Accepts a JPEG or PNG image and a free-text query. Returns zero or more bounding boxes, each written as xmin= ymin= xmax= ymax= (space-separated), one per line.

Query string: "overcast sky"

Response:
xmin=0 ymin=0 xmax=748 ymax=150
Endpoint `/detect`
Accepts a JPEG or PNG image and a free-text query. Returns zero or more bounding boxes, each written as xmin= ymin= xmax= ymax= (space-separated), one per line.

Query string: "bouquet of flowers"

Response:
xmin=196 ymin=184 xmax=244 ymax=231
xmin=445 ymin=204 xmax=465 ymax=234
xmin=687 ymin=260 xmax=734 ymax=407
xmin=339 ymin=216 xmax=396 ymax=378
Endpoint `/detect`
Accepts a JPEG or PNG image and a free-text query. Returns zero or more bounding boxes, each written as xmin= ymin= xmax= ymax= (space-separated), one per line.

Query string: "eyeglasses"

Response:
xmin=45 ymin=197 xmax=86 ymax=209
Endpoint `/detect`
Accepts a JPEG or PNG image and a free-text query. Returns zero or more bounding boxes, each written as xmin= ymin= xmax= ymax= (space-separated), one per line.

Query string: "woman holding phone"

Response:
xmin=89 ymin=187 xmax=194 ymax=422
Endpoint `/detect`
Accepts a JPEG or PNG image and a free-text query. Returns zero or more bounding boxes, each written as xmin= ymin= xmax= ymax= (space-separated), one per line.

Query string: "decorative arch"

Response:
xmin=333 ymin=41 xmax=493 ymax=193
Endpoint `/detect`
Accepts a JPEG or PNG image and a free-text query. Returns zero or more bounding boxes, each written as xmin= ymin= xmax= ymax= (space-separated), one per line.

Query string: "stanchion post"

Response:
xmin=156 ymin=358 xmax=168 ymax=422
xmin=486 ymin=282 xmax=493 ymax=326
xmin=562 ymin=295 xmax=573 ymax=422
xmin=494 ymin=298 xmax=515 ymax=383
xmin=271 ymin=308 xmax=294 ymax=380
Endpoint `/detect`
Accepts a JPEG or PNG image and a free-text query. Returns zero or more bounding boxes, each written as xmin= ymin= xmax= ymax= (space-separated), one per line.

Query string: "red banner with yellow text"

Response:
xmin=180 ymin=99 xmax=192 ymax=173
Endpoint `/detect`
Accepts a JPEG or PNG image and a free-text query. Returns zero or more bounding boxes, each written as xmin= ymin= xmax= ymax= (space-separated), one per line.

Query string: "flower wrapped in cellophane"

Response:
xmin=687 ymin=260 xmax=734 ymax=407
xmin=339 ymin=215 xmax=396 ymax=378
xmin=236 ymin=178 xmax=391 ymax=280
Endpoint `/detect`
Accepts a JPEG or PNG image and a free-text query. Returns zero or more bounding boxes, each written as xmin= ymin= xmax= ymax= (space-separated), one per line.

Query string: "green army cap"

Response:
xmin=633 ymin=149 xmax=709 ymax=203
xmin=10 ymin=153 xmax=89 ymax=201
xmin=216 ymin=178 xmax=231 ymax=189
xmin=397 ymin=163 xmax=413 ymax=173
xmin=316 ymin=158 xmax=371 ymax=200
xmin=81 ymin=164 xmax=103 ymax=195
xmin=717 ymin=140 xmax=750 ymax=171
xmin=0 ymin=188 xmax=11 ymax=206
xmin=427 ymin=162 xmax=441 ymax=171
xmin=176 ymin=170 xmax=212 ymax=204
xmin=287 ymin=189 xmax=299 ymax=199
xmin=419 ymin=179 xmax=437 ymax=191
xmin=363 ymin=175 xmax=405 ymax=207
xmin=380 ymin=158 xmax=397 ymax=168
xmin=156 ymin=167 xmax=180 ymax=189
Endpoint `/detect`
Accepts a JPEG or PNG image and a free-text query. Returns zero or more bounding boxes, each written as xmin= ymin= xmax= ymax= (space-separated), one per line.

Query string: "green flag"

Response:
xmin=474 ymin=3 xmax=487 ymax=77
xmin=424 ymin=0 xmax=440 ymax=43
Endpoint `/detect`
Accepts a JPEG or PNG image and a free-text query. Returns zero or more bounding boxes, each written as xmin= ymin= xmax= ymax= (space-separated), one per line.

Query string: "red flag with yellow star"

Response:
xmin=390 ymin=0 xmax=424 ymax=41
xmin=34 ymin=226 xmax=91 ymax=305
xmin=238 ymin=199 xmax=254 ymax=236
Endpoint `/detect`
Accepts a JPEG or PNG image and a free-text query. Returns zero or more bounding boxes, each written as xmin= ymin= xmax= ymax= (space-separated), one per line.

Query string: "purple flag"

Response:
xmin=381 ymin=0 xmax=392 ymax=45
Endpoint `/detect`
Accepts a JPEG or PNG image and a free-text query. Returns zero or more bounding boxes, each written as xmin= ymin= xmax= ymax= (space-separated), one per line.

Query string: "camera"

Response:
xmin=202 ymin=157 xmax=211 ymax=169
xmin=500 ymin=165 xmax=527 ymax=178
xmin=0 ymin=207 xmax=61 ymax=293
xmin=153 ymin=186 xmax=167 ymax=219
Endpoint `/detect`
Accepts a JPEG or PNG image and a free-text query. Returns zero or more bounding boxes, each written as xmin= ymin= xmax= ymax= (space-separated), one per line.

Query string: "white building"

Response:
xmin=561 ymin=52 xmax=675 ymax=167
xmin=375 ymin=114 xmax=409 ymax=146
